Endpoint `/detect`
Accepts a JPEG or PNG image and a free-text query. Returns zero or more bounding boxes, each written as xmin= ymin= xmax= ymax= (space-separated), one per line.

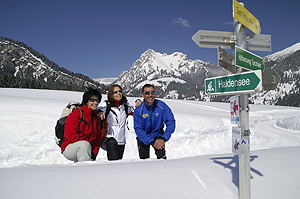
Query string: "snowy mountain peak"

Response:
xmin=141 ymin=48 xmax=156 ymax=57
xmin=115 ymin=49 xmax=228 ymax=99
xmin=264 ymin=42 xmax=300 ymax=62
xmin=135 ymin=49 xmax=206 ymax=78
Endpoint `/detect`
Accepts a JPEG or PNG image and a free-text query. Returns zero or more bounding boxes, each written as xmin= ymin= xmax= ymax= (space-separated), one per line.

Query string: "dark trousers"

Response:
xmin=101 ymin=137 xmax=125 ymax=161
xmin=137 ymin=140 xmax=166 ymax=159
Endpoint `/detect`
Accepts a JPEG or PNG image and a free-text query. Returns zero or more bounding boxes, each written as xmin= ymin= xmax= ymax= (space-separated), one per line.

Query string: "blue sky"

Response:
xmin=1 ymin=0 xmax=299 ymax=78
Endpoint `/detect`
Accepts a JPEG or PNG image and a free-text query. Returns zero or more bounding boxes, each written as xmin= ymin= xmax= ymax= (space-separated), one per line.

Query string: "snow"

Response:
xmin=93 ymin=77 xmax=118 ymax=85
xmin=0 ymin=88 xmax=300 ymax=198
xmin=264 ymin=42 xmax=300 ymax=62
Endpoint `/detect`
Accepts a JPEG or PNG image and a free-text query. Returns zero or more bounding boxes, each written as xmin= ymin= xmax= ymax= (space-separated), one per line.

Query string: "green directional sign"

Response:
xmin=235 ymin=46 xmax=265 ymax=72
xmin=205 ymin=70 xmax=262 ymax=95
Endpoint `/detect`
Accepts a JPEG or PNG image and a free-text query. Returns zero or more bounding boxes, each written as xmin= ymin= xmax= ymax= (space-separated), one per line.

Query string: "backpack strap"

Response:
xmin=77 ymin=108 xmax=87 ymax=134
xmin=103 ymin=100 xmax=130 ymax=129
xmin=100 ymin=101 xmax=111 ymax=130
xmin=106 ymin=100 xmax=129 ymax=119
xmin=124 ymin=102 xmax=129 ymax=118
xmin=105 ymin=101 xmax=111 ymax=119
xmin=124 ymin=101 xmax=130 ymax=130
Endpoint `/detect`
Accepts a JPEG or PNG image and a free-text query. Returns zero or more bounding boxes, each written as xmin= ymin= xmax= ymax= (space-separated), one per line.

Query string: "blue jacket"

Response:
xmin=133 ymin=99 xmax=176 ymax=145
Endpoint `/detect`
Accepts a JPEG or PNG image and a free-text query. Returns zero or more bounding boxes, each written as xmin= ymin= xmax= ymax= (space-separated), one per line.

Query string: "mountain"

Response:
xmin=93 ymin=77 xmax=118 ymax=85
xmin=1 ymin=36 xmax=299 ymax=106
xmin=115 ymin=49 xmax=229 ymax=100
xmin=0 ymin=37 xmax=105 ymax=92
xmin=249 ymin=43 xmax=300 ymax=106
xmin=114 ymin=45 xmax=300 ymax=106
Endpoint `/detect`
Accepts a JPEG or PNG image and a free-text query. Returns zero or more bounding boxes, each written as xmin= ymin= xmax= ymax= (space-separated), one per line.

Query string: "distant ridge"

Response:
xmin=93 ymin=77 xmax=118 ymax=85
xmin=264 ymin=42 xmax=300 ymax=62
xmin=0 ymin=36 xmax=107 ymax=92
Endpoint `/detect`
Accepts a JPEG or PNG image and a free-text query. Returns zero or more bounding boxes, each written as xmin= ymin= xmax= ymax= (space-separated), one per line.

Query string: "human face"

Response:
xmin=86 ymin=95 xmax=100 ymax=111
xmin=135 ymin=99 xmax=142 ymax=108
xmin=112 ymin=86 xmax=122 ymax=101
xmin=142 ymin=86 xmax=155 ymax=106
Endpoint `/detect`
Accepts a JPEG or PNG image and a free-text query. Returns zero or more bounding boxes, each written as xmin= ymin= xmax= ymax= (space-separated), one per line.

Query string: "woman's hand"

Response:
xmin=98 ymin=111 xmax=105 ymax=120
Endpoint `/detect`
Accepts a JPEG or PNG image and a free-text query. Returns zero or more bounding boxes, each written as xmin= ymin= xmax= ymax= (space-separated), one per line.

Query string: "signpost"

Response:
xmin=205 ymin=70 xmax=262 ymax=95
xmin=235 ymin=46 xmax=265 ymax=71
xmin=192 ymin=30 xmax=235 ymax=49
xmin=232 ymin=126 xmax=241 ymax=155
xmin=218 ymin=46 xmax=248 ymax=74
xmin=233 ymin=0 xmax=261 ymax=34
xmin=262 ymin=69 xmax=281 ymax=91
xmin=245 ymin=33 xmax=271 ymax=52
xmin=192 ymin=30 xmax=271 ymax=52
xmin=230 ymin=95 xmax=240 ymax=124
xmin=193 ymin=1 xmax=277 ymax=198
xmin=218 ymin=46 xmax=236 ymax=73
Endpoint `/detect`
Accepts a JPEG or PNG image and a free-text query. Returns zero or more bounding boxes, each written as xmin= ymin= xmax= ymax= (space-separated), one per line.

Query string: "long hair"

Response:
xmin=107 ymin=84 xmax=126 ymax=103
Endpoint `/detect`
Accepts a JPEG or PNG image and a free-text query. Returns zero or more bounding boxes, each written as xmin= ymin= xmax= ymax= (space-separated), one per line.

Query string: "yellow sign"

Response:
xmin=233 ymin=0 xmax=261 ymax=34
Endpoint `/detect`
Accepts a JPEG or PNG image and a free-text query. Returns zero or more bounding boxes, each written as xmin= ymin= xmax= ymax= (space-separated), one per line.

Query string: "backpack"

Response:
xmin=55 ymin=101 xmax=108 ymax=148
xmin=54 ymin=102 xmax=85 ymax=147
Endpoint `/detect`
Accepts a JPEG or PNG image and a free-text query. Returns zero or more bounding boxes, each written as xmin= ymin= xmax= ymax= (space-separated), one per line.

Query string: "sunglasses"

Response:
xmin=143 ymin=91 xmax=155 ymax=95
xmin=89 ymin=99 xmax=100 ymax=103
xmin=113 ymin=90 xmax=122 ymax=94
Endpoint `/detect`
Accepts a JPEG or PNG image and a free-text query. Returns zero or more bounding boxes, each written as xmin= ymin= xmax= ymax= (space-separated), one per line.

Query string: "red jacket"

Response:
xmin=61 ymin=105 xmax=102 ymax=156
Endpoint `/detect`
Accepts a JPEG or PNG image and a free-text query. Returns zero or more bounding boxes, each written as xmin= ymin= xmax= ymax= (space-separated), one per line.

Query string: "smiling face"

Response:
xmin=112 ymin=86 xmax=122 ymax=101
xmin=86 ymin=95 xmax=100 ymax=111
xmin=142 ymin=86 xmax=155 ymax=106
xmin=135 ymin=99 xmax=142 ymax=107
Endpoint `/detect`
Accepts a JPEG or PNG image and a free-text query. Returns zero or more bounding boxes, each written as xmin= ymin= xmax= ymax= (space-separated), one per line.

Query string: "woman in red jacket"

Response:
xmin=61 ymin=88 xmax=103 ymax=162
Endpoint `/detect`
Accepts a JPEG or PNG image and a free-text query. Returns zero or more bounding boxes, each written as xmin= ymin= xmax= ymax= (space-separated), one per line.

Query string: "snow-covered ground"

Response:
xmin=0 ymin=88 xmax=299 ymax=198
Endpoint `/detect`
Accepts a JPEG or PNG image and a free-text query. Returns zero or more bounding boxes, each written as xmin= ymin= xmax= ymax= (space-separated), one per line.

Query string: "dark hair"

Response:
xmin=81 ymin=87 xmax=102 ymax=106
xmin=107 ymin=84 xmax=127 ymax=103
xmin=142 ymin=84 xmax=155 ymax=93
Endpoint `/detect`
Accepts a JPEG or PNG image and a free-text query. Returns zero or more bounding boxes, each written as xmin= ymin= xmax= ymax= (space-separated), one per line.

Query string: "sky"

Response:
xmin=0 ymin=88 xmax=300 ymax=198
xmin=1 ymin=0 xmax=300 ymax=78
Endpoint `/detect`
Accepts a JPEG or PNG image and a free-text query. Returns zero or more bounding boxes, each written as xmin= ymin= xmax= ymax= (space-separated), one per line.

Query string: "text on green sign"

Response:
xmin=218 ymin=78 xmax=250 ymax=89
xmin=238 ymin=54 xmax=262 ymax=69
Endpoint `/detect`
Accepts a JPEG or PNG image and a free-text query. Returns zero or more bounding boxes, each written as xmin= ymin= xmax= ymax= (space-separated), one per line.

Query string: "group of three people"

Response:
xmin=61 ymin=84 xmax=176 ymax=162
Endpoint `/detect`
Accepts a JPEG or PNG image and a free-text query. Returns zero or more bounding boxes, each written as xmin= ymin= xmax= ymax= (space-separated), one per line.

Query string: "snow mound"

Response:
xmin=276 ymin=116 xmax=300 ymax=130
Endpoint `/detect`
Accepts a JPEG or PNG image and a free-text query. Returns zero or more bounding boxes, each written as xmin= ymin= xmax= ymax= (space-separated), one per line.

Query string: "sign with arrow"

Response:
xmin=262 ymin=69 xmax=281 ymax=91
xmin=218 ymin=46 xmax=236 ymax=73
xmin=192 ymin=30 xmax=235 ymax=49
xmin=233 ymin=0 xmax=261 ymax=34
xmin=205 ymin=70 xmax=262 ymax=95
xmin=192 ymin=30 xmax=271 ymax=52
xmin=218 ymin=46 xmax=248 ymax=74
xmin=230 ymin=95 xmax=239 ymax=124
xmin=235 ymin=46 xmax=265 ymax=72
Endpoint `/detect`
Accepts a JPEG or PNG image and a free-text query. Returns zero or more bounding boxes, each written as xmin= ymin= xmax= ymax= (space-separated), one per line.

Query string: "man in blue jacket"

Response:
xmin=133 ymin=84 xmax=176 ymax=159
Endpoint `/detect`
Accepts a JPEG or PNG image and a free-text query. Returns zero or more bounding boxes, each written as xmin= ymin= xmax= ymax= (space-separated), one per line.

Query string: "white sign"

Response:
xmin=232 ymin=127 xmax=241 ymax=155
xmin=192 ymin=30 xmax=271 ymax=51
xmin=230 ymin=95 xmax=239 ymax=124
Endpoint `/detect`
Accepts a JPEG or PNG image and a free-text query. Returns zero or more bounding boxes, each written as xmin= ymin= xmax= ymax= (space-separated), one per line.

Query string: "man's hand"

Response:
xmin=154 ymin=139 xmax=165 ymax=149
